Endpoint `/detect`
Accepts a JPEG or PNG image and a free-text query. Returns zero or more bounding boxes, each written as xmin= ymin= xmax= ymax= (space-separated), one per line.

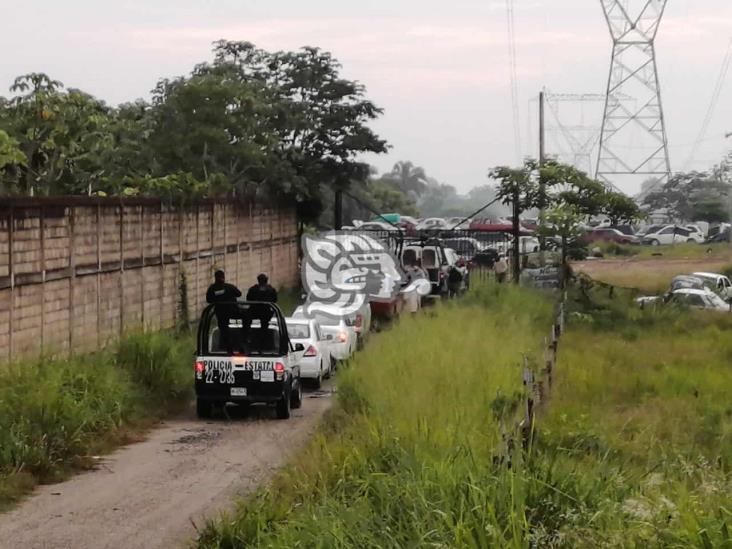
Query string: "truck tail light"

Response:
xmin=338 ymin=331 xmax=348 ymax=343
xmin=355 ymin=314 xmax=363 ymax=328
xmin=274 ymin=362 xmax=286 ymax=373
xmin=304 ymin=345 xmax=318 ymax=357
xmin=195 ymin=361 xmax=205 ymax=374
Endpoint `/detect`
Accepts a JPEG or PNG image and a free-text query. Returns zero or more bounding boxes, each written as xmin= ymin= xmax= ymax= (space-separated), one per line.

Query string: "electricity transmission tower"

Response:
xmin=596 ymin=0 xmax=671 ymax=194
xmin=543 ymin=92 xmax=630 ymax=181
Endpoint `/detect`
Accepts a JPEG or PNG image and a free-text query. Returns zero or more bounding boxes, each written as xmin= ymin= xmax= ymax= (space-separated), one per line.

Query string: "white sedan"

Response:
xmin=692 ymin=272 xmax=732 ymax=301
xmin=292 ymin=306 xmax=358 ymax=362
xmin=637 ymin=288 xmax=730 ymax=312
xmin=285 ymin=317 xmax=335 ymax=388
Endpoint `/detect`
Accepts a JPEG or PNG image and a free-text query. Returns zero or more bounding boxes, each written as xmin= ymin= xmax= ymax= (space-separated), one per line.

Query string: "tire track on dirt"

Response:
xmin=0 ymin=384 xmax=334 ymax=549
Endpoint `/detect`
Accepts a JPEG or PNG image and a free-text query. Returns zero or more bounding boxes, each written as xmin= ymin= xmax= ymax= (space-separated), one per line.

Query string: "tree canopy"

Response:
xmin=0 ymin=42 xmax=388 ymax=218
xmin=642 ymin=171 xmax=731 ymax=223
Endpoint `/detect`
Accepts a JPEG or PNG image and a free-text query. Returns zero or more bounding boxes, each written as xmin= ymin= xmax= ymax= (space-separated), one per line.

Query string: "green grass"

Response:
xmin=524 ymin=285 xmax=732 ymax=546
xmin=197 ymin=278 xmax=732 ymax=548
xmin=0 ymin=331 xmax=193 ymax=509
xmin=276 ymin=287 xmax=304 ymax=316
xmin=197 ymin=283 xmax=555 ymax=548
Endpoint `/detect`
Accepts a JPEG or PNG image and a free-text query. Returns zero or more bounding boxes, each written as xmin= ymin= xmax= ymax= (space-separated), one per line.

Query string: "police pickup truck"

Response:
xmin=194 ymin=301 xmax=304 ymax=420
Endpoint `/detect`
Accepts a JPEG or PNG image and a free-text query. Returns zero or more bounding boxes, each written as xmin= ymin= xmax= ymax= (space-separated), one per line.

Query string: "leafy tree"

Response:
xmin=209 ymin=41 xmax=388 ymax=203
xmin=0 ymin=130 xmax=26 ymax=193
xmin=643 ymin=171 xmax=730 ymax=222
xmin=385 ymin=161 xmax=428 ymax=198
xmin=490 ymin=160 xmax=542 ymax=281
xmin=0 ymin=43 xmax=388 ymax=212
xmin=602 ymin=191 xmax=642 ymax=225
xmin=0 ymin=74 xmax=115 ymax=195
xmin=418 ymin=179 xmax=465 ymax=217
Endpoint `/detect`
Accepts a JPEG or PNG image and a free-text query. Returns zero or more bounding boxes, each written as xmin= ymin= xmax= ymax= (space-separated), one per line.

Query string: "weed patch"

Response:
xmin=0 ymin=331 xmax=192 ymax=508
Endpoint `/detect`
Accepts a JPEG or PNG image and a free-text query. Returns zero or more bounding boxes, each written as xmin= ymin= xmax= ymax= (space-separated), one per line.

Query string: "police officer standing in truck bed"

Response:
xmin=206 ymin=270 xmax=242 ymax=353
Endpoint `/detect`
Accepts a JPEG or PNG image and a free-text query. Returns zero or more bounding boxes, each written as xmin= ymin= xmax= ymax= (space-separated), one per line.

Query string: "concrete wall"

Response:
xmin=0 ymin=198 xmax=299 ymax=362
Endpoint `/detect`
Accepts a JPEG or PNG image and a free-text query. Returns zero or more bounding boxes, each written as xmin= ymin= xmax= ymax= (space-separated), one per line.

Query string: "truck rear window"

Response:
xmin=287 ymin=324 xmax=310 ymax=339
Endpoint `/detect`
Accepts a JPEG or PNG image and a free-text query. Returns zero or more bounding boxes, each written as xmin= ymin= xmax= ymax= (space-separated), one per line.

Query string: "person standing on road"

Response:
xmin=447 ymin=265 xmax=464 ymax=298
xmin=206 ymin=270 xmax=243 ymax=354
xmin=494 ymin=255 xmax=508 ymax=284
xmin=403 ymin=259 xmax=427 ymax=314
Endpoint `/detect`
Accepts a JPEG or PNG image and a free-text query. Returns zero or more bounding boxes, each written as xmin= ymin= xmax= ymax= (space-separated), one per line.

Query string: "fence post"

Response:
xmin=119 ymin=203 xmax=125 ymax=336
xmin=96 ymin=204 xmax=102 ymax=348
xmin=68 ymin=206 xmax=76 ymax=355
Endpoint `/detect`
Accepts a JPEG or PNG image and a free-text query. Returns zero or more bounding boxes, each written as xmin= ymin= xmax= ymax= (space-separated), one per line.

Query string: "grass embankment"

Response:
xmin=528 ymin=284 xmax=732 ymax=546
xmin=0 ymin=331 xmax=193 ymax=509
xmin=199 ymin=279 xmax=732 ymax=547
xmin=574 ymin=243 xmax=732 ymax=292
xmin=198 ymin=284 xmax=555 ymax=547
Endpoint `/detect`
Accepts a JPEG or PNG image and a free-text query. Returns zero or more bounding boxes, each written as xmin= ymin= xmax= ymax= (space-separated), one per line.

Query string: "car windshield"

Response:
xmin=287 ymin=323 xmax=310 ymax=339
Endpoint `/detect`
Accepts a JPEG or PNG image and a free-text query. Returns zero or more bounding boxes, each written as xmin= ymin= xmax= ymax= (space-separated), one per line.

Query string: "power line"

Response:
xmin=683 ymin=37 xmax=732 ymax=171
xmin=505 ymin=0 xmax=522 ymax=164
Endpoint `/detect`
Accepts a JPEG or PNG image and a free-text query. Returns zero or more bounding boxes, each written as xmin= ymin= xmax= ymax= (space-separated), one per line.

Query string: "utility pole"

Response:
xmin=512 ymin=188 xmax=521 ymax=284
xmin=538 ymin=90 xmax=547 ymax=262
xmin=334 ymin=188 xmax=343 ymax=230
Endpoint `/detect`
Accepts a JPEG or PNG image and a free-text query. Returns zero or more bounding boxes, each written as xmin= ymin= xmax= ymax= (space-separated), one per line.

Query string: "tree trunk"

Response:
xmin=561 ymin=235 xmax=568 ymax=289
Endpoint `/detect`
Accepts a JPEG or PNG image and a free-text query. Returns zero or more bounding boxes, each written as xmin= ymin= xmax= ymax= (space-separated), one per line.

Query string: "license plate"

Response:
xmin=230 ymin=387 xmax=247 ymax=396
xmin=260 ymin=371 xmax=275 ymax=383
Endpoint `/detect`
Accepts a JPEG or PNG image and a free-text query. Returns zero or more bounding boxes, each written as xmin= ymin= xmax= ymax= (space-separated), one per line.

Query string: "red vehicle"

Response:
xmin=580 ymin=228 xmax=638 ymax=245
xmin=469 ymin=218 xmax=534 ymax=236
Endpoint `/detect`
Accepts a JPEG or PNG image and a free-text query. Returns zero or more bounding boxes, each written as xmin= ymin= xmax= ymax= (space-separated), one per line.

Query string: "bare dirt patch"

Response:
xmin=574 ymin=255 xmax=732 ymax=292
xmin=0 ymin=383 xmax=334 ymax=549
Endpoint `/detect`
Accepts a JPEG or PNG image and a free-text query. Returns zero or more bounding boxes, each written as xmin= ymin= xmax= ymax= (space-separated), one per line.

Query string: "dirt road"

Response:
xmin=0 ymin=384 xmax=334 ymax=549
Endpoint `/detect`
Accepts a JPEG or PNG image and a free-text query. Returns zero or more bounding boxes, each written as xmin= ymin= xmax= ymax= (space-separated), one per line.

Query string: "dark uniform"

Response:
xmin=447 ymin=266 xmax=464 ymax=298
xmin=206 ymin=281 xmax=242 ymax=353
xmin=245 ymin=280 xmax=278 ymax=351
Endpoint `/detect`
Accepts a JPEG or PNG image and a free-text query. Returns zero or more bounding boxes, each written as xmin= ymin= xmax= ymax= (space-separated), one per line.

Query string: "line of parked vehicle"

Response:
xmin=193 ymin=299 xmax=372 ymax=421
xmin=636 ymin=272 xmax=732 ymax=312
xmin=193 ymin=231 xmax=504 ymax=421
xmin=581 ymin=222 xmax=731 ymax=246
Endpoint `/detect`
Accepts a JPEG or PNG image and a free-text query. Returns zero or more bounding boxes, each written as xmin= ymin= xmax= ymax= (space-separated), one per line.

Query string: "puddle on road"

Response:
xmin=169 ymin=428 xmax=222 ymax=447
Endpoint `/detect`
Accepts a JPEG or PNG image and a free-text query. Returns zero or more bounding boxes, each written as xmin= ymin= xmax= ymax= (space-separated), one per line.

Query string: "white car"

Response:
xmin=642 ymin=225 xmax=705 ymax=245
xmin=637 ymin=288 xmax=730 ymax=312
xmin=446 ymin=217 xmax=471 ymax=229
xmin=668 ymin=288 xmax=730 ymax=312
xmin=285 ymin=317 xmax=335 ymax=388
xmin=416 ymin=218 xmax=449 ymax=231
xmin=356 ymin=221 xmax=401 ymax=232
xmin=292 ymin=306 xmax=358 ymax=361
xmin=692 ymin=272 xmax=732 ymax=301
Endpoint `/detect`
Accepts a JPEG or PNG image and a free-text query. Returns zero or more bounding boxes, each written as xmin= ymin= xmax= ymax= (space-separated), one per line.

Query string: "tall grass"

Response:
xmin=197 ymin=283 xmax=555 ymax=548
xmin=198 ymin=279 xmax=732 ymax=547
xmin=0 ymin=331 xmax=192 ymax=508
xmin=523 ymin=285 xmax=732 ymax=546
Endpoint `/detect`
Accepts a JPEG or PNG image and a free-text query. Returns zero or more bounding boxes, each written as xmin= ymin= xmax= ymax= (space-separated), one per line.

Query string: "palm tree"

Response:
xmin=387 ymin=161 xmax=428 ymax=197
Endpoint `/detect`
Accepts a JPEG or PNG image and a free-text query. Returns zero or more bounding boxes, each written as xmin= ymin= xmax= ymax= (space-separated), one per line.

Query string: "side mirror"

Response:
xmin=293 ymin=343 xmax=305 ymax=352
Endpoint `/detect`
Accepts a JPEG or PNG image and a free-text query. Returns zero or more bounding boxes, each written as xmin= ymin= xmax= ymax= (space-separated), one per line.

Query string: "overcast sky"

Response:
xmin=2 ymin=1 xmax=731 ymax=194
